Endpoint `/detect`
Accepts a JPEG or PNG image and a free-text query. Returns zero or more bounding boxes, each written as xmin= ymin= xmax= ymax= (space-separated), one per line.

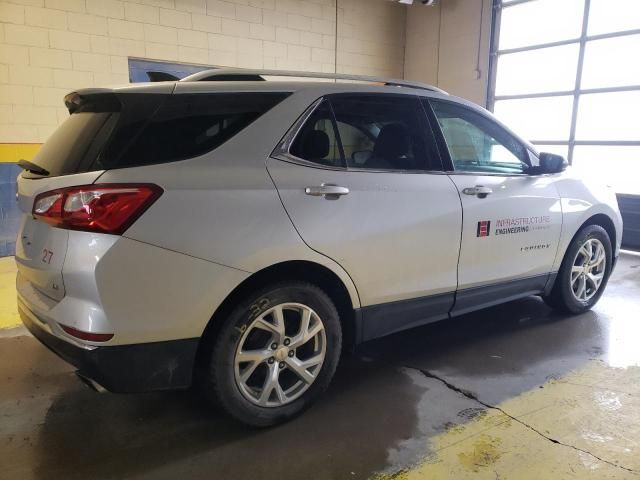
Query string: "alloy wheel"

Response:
xmin=234 ymin=303 xmax=326 ymax=407
xmin=570 ymin=238 xmax=606 ymax=302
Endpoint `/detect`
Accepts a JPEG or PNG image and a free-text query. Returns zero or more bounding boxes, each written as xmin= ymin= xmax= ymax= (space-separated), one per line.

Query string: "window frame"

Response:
xmin=424 ymin=97 xmax=535 ymax=177
xmin=273 ymin=93 xmax=446 ymax=174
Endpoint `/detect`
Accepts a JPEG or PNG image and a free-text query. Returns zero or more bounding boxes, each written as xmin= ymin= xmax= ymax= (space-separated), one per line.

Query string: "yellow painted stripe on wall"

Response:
xmin=0 ymin=143 xmax=42 ymax=163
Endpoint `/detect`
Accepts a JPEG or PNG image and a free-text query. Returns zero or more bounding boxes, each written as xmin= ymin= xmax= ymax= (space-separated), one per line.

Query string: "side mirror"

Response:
xmin=536 ymin=152 xmax=568 ymax=174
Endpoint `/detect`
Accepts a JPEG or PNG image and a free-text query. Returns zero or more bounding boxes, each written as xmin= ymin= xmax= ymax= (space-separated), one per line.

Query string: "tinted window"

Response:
xmin=330 ymin=95 xmax=439 ymax=171
xmin=27 ymin=92 xmax=289 ymax=177
xmin=27 ymin=94 xmax=121 ymax=178
xmin=105 ymin=92 xmax=289 ymax=169
xmin=430 ymin=100 xmax=528 ymax=174
xmin=290 ymin=100 xmax=344 ymax=167
xmin=334 ymin=121 xmax=374 ymax=161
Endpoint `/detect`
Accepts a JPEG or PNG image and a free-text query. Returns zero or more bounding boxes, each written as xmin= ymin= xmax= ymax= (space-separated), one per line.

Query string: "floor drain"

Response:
xmin=457 ymin=407 xmax=485 ymax=421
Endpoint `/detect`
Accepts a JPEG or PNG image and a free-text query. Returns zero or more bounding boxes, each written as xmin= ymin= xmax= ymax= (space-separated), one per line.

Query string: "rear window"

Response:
xmin=26 ymin=92 xmax=290 ymax=178
xmin=28 ymin=94 xmax=121 ymax=178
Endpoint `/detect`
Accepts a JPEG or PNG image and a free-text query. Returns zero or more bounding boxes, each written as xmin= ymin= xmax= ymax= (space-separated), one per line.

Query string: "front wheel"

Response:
xmin=544 ymin=224 xmax=612 ymax=314
xmin=205 ymin=282 xmax=342 ymax=427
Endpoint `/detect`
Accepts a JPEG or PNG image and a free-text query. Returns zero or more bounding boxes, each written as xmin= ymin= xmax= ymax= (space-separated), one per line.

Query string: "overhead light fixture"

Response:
xmin=396 ymin=0 xmax=439 ymax=5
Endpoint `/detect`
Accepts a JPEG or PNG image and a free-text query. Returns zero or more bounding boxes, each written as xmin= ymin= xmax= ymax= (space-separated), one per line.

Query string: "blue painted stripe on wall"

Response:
xmin=0 ymin=164 xmax=21 ymax=257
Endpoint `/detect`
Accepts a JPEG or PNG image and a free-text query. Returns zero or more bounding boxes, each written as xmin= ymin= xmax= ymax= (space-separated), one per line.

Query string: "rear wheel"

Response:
xmin=544 ymin=224 xmax=612 ymax=314
xmin=205 ymin=282 xmax=342 ymax=427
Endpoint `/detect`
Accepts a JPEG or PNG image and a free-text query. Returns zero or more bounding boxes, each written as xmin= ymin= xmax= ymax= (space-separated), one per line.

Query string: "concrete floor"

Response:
xmin=1 ymin=253 xmax=640 ymax=479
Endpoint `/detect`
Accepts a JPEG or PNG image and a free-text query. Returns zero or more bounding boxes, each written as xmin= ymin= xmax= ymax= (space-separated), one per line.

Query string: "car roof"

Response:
xmin=71 ymin=79 xmax=442 ymax=96
xmin=70 ymin=67 xmax=449 ymax=97
xmin=68 ymin=70 xmax=535 ymax=153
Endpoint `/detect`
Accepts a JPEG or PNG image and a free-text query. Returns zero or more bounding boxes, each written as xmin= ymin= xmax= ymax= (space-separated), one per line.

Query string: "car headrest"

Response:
xmin=373 ymin=123 xmax=410 ymax=160
xmin=301 ymin=130 xmax=330 ymax=160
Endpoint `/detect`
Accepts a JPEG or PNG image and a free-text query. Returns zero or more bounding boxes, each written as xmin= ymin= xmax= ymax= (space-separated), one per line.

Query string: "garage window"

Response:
xmin=489 ymin=0 xmax=640 ymax=194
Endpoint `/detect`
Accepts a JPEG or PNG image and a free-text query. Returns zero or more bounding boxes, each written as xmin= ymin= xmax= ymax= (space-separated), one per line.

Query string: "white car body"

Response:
xmin=15 ymin=69 xmax=622 ymax=396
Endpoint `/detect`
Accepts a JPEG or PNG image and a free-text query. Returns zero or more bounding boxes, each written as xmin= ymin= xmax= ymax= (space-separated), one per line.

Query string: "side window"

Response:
xmin=330 ymin=95 xmax=440 ymax=171
xmin=429 ymin=100 xmax=528 ymax=174
xmin=105 ymin=92 xmax=290 ymax=169
xmin=290 ymin=100 xmax=344 ymax=168
xmin=335 ymin=121 xmax=374 ymax=161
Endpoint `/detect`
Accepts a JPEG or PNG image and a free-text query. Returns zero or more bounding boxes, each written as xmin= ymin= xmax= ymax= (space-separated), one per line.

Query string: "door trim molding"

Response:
xmin=354 ymin=273 xmax=555 ymax=343
xmin=452 ymin=273 xmax=550 ymax=316
xmin=357 ymin=292 xmax=454 ymax=343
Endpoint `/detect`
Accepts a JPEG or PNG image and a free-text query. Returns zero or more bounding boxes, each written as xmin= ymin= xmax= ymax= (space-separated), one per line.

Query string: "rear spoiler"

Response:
xmin=63 ymin=91 xmax=121 ymax=114
xmin=63 ymin=83 xmax=175 ymax=113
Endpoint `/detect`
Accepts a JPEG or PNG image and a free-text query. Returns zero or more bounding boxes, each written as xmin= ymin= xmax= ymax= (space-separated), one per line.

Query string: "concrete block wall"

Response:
xmin=0 ymin=0 xmax=407 ymax=145
xmin=404 ymin=0 xmax=492 ymax=107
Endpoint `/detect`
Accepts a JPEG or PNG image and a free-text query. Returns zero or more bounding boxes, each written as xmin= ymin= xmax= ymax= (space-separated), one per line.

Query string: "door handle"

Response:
xmin=305 ymin=184 xmax=350 ymax=199
xmin=462 ymin=185 xmax=493 ymax=198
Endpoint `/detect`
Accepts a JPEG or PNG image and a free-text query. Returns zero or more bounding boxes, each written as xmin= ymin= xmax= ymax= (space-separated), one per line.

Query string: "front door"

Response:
xmin=427 ymin=99 xmax=563 ymax=313
xmin=268 ymin=94 xmax=462 ymax=339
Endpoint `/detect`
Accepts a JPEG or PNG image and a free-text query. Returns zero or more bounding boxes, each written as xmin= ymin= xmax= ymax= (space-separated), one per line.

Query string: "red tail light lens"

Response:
xmin=32 ymin=184 xmax=163 ymax=234
xmin=60 ymin=324 xmax=114 ymax=342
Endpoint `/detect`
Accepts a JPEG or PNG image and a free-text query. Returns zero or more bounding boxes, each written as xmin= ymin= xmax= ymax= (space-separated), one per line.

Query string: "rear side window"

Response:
xmin=287 ymin=94 xmax=441 ymax=172
xmin=104 ymin=92 xmax=290 ymax=170
xmin=26 ymin=92 xmax=289 ymax=178
xmin=331 ymin=95 xmax=437 ymax=171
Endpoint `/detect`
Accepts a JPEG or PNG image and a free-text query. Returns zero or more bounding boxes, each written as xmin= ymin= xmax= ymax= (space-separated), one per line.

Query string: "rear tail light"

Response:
xmin=32 ymin=184 xmax=163 ymax=235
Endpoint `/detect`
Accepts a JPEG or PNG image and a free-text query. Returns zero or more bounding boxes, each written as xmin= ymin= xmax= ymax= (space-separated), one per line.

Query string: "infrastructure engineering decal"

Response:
xmin=477 ymin=215 xmax=551 ymax=238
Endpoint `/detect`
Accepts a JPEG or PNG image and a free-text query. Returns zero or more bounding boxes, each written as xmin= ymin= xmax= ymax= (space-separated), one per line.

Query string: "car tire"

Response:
xmin=544 ymin=224 xmax=612 ymax=314
xmin=204 ymin=282 xmax=342 ymax=427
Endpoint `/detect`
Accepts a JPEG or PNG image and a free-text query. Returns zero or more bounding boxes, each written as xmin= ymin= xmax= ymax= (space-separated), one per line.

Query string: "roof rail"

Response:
xmin=180 ymin=68 xmax=448 ymax=94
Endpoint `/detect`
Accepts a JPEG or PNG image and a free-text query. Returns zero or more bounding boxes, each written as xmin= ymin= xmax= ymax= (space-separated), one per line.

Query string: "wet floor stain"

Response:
xmin=0 ymin=335 xmax=430 ymax=480
xmin=1 ymin=253 xmax=639 ymax=479
xmin=375 ymin=360 xmax=640 ymax=479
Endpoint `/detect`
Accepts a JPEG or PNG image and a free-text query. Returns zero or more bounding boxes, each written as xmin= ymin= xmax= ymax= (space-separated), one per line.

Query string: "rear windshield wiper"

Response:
xmin=17 ymin=159 xmax=50 ymax=176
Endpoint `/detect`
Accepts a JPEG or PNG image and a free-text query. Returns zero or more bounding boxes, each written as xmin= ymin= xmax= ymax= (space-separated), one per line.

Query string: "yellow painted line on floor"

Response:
xmin=0 ymin=143 xmax=41 ymax=163
xmin=0 ymin=257 xmax=20 ymax=329
xmin=374 ymin=361 xmax=640 ymax=479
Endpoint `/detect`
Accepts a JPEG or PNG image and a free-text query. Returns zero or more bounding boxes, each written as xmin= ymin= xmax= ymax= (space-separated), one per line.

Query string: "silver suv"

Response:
xmin=16 ymin=69 xmax=622 ymax=426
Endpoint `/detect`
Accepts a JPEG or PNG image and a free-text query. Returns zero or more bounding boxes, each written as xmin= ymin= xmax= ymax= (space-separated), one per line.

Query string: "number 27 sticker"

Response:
xmin=42 ymin=249 xmax=53 ymax=264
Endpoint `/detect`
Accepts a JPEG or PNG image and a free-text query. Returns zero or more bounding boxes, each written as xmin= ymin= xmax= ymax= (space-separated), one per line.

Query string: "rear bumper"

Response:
xmin=20 ymin=303 xmax=199 ymax=393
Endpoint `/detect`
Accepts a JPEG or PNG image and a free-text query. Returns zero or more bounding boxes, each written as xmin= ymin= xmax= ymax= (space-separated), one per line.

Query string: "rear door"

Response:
xmin=425 ymin=98 xmax=562 ymax=313
xmin=268 ymin=94 xmax=462 ymax=339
